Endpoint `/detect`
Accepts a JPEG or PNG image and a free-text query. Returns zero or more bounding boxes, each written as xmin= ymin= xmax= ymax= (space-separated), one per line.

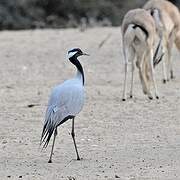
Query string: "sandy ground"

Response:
xmin=0 ymin=27 xmax=179 ymax=180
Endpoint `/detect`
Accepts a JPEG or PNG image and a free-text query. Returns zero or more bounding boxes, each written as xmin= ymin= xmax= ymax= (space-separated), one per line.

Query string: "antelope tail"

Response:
xmin=153 ymin=35 xmax=164 ymax=67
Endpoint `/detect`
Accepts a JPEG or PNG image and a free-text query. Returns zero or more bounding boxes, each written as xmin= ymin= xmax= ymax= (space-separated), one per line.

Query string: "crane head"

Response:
xmin=67 ymin=48 xmax=89 ymax=59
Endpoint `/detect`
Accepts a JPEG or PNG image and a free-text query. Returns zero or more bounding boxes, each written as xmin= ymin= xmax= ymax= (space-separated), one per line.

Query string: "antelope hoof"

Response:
xmin=170 ymin=75 xmax=175 ymax=79
xmin=148 ymin=96 xmax=153 ymax=100
xmin=143 ymin=91 xmax=147 ymax=95
xmin=156 ymin=96 xmax=159 ymax=99
xmin=163 ymin=79 xmax=167 ymax=84
xmin=143 ymin=89 xmax=148 ymax=95
xmin=170 ymin=71 xmax=174 ymax=79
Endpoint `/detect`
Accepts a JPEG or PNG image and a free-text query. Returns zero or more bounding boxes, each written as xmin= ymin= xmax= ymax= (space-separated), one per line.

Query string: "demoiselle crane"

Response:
xmin=40 ymin=48 xmax=89 ymax=163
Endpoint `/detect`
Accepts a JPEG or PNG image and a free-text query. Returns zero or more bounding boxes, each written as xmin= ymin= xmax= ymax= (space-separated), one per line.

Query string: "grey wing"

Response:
xmin=40 ymin=85 xmax=70 ymax=148
xmin=40 ymin=104 xmax=70 ymax=148
xmin=65 ymin=85 xmax=85 ymax=116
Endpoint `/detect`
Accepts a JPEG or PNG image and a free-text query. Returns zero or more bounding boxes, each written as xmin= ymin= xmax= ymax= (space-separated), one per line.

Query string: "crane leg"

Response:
xmin=71 ymin=118 xmax=80 ymax=160
xmin=48 ymin=127 xmax=58 ymax=163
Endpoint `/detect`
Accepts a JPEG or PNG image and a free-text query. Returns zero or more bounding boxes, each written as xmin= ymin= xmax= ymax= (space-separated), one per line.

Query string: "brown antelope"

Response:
xmin=143 ymin=0 xmax=180 ymax=83
xmin=122 ymin=9 xmax=161 ymax=101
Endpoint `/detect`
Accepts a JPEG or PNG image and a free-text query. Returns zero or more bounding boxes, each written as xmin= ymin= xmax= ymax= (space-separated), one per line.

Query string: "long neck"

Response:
xmin=69 ymin=57 xmax=84 ymax=85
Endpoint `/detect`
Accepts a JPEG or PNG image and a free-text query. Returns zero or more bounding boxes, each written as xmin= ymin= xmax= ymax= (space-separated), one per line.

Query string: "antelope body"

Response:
xmin=122 ymin=9 xmax=160 ymax=100
xmin=144 ymin=0 xmax=180 ymax=82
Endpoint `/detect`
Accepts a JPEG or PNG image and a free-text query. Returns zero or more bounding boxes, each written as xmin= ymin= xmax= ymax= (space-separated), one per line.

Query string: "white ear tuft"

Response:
xmin=67 ymin=51 xmax=77 ymax=59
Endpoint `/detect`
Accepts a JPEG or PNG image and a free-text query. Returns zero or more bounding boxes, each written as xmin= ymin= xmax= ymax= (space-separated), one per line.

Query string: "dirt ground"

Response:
xmin=0 ymin=27 xmax=180 ymax=180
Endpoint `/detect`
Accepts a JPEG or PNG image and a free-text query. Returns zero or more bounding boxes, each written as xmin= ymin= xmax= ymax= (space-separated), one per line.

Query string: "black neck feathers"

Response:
xmin=69 ymin=57 xmax=84 ymax=85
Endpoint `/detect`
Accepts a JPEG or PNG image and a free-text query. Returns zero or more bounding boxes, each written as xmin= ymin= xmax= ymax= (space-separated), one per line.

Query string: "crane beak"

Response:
xmin=82 ymin=52 xmax=90 ymax=56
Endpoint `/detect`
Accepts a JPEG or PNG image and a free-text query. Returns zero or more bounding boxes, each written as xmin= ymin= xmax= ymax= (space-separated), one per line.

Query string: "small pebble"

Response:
xmin=2 ymin=140 xmax=7 ymax=144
